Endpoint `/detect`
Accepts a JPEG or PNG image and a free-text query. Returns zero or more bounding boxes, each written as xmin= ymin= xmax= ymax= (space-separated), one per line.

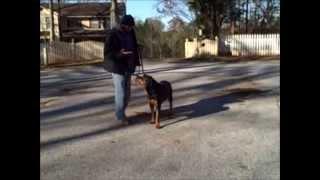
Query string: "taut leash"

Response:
xmin=137 ymin=44 xmax=145 ymax=75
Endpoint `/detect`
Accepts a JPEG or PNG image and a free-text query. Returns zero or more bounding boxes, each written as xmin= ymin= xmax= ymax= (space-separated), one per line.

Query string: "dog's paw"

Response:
xmin=155 ymin=124 xmax=161 ymax=129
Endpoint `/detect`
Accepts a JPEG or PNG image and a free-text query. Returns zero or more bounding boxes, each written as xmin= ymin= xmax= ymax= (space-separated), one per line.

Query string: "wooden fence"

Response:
xmin=40 ymin=40 xmax=104 ymax=66
xmin=185 ymin=34 xmax=280 ymax=57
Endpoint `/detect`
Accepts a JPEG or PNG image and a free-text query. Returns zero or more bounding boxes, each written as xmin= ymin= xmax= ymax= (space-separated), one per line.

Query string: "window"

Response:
xmin=90 ymin=20 xmax=99 ymax=29
xmin=45 ymin=17 xmax=51 ymax=29
xmin=99 ymin=20 xmax=105 ymax=29
xmin=67 ymin=19 xmax=81 ymax=29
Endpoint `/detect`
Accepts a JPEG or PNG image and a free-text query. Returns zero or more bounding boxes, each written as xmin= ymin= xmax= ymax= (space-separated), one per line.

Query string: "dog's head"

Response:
xmin=135 ymin=74 xmax=154 ymax=88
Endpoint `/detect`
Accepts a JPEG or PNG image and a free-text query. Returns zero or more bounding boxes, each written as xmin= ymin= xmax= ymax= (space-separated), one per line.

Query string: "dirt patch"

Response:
xmin=167 ymin=56 xmax=279 ymax=63
xmin=221 ymin=87 xmax=270 ymax=103
xmin=40 ymin=98 xmax=60 ymax=108
xmin=225 ymin=80 xmax=260 ymax=90
xmin=225 ymin=88 xmax=264 ymax=95
xmin=59 ymin=86 xmax=92 ymax=95
xmin=41 ymin=60 xmax=103 ymax=69
xmin=214 ymin=55 xmax=279 ymax=63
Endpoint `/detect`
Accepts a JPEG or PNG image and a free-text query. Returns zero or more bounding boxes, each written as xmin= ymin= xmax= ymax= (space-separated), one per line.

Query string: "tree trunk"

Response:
xmin=49 ymin=0 xmax=55 ymax=41
xmin=229 ymin=0 xmax=235 ymax=34
xmin=159 ymin=45 xmax=162 ymax=60
xmin=246 ymin=0 xmax=249 ymax=33
xmin=150 ymin=25 xmax=153 ymax=58
xmin=210 ymin=3 xmax=214 ymax=38
xmin=57 ymin=0 xmax=62 ymax=40
xmin=159 ymin=33 xmax=162 ymax=59
xmin=213 ymin=3 xmax=217 ymax=38
xmin=230 ymin=21 xmax=235 ymax=34
xmin=238 ymin=0 xmax=241 ymax=33
xmin=171 ymin=40 xmax=175 ymax=57
xmin=110 ymin=0 xmax=119 ymax=29
xmin=254 ymin=3 xmax=257 ymax=33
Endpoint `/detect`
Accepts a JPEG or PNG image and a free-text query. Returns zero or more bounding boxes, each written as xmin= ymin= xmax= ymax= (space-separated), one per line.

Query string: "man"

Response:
xmin=103 ymin=15 xmax=141 ymax=125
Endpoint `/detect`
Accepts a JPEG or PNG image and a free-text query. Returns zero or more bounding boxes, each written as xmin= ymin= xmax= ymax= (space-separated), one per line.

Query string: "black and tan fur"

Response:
xmin=135 ymin=74 xmax=173 ymax=129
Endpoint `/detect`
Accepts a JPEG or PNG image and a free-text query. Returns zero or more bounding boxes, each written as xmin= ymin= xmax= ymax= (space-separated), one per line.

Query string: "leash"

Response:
xmin=137 ymin=44 xmax=145 ymax=75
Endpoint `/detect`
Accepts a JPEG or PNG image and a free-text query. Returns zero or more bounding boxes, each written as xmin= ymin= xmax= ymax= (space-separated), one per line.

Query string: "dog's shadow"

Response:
xmin=129 ymin=88 xmax=269 ymax=128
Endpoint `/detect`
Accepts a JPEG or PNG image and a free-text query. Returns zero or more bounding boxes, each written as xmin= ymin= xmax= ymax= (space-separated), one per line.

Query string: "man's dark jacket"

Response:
xmin=103 ymin=28 xmax=141 ymax=75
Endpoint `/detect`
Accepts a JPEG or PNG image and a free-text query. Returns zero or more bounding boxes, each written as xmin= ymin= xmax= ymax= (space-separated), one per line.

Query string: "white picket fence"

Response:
xmin=185 ymin=38 xmax=218 ymax=58
xmin=40 ymin=40 xmax=104 ymax=66
xmin=185 ymin=34 xmax=280 ymax=57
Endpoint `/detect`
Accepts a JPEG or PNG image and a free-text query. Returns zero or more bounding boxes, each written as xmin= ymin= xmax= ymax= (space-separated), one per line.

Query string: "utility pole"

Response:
xmin=245 ymin=0 xmax=249 ymax=33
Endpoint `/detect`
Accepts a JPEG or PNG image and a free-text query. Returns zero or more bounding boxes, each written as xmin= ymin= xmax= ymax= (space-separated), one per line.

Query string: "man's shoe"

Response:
xmin=114 ymin=119 xmax=129 ymax=126
xmin=122 ymin=120 xmax=130 ymax=126
xmin=113 ymin=120 xmax=127 ymax=127
xmin=122 ymin=118 xmax=130 ymax=125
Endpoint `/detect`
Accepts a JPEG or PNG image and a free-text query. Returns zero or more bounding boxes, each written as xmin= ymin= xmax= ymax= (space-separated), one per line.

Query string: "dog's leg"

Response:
xmin=155 ymin=103 xmax=161 ymax=129
xmin=169 ymin=86 xmax=173 ymax=116
xmin=169 ymin=92 xmax=173 ymax=116
xmin=149 ymin=101 xmax=155 ymax=124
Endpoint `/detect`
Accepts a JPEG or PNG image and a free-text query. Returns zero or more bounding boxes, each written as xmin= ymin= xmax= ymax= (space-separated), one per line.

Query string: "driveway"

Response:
xmin=41 ymin=59 xmax=280 ymax=180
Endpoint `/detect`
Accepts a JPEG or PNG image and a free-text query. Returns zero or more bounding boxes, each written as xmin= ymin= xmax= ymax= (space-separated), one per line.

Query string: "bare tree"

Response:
xmin=251 ymin=0 xmax=279 ymax=32
xmin=156 ymin=0 xmax=194 ymax=21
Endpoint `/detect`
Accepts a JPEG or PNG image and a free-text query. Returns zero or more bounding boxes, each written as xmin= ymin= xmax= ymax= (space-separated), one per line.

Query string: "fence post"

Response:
xmin=214 ymin=36 xmax=218 ymax=55
xmin=256 ymin=34 xmax=258 ymax=56
xmin=185 ymin=38 xmax=188 ymax=58
xmin=72 ymin=38 xmax=75 ymax=60
xmin=43 ymin=44 xmax=48 ymax=66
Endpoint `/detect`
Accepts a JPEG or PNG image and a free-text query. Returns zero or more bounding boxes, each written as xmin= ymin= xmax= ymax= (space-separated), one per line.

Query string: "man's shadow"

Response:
xmin=129 ymin=88 xmax=269 ymax=128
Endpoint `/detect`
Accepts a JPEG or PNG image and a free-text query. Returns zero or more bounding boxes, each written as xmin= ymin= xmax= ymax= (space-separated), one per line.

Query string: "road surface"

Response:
xmin=41 ymin=59 xmax=280 ymax=180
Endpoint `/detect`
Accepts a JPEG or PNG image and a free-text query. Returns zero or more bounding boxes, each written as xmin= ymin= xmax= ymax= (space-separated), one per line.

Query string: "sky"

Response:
xmin=126 ymin=0 xmax=191 ymax=29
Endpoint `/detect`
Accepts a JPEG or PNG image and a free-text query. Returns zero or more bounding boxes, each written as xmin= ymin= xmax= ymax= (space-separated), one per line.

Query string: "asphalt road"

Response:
xmin=41 ymin=59 xmax=280 ymax=180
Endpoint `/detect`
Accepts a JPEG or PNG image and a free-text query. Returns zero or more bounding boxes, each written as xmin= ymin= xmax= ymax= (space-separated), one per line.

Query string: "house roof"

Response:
xmin=40 ymin=3 xmax=72 ymax=11
xmin=40 ymin=3 xmax=126 ymax=17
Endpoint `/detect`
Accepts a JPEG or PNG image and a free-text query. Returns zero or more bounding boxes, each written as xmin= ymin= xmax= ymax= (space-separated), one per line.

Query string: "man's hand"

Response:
xmin=120 ymin=49 xmax=133 ymax=55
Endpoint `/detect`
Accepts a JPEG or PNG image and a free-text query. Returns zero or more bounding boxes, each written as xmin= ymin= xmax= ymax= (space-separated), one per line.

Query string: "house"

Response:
xmin=40 ymin=1 xmax=126 ymax=42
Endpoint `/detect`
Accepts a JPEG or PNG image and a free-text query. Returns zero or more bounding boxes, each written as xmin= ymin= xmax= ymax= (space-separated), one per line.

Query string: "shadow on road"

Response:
xmin=41 ymin=123 xmax=126 ymax=150
xmin=41 ymin=63 xmax=218 ymax=89
xmin=129 ymin=88 xmax=270 ymax=128
xmin=162 ymin=88 xmax=270 ymax=128
xmin=40 ymin=61 xmax=278 ymax=149
xmin=41 ymin=88 xmax=269 ymax=150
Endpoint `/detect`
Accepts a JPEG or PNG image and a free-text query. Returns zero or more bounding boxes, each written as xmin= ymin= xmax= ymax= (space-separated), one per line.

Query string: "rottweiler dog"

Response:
xmin=135 ymin=74 xmax=173 ymax=129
